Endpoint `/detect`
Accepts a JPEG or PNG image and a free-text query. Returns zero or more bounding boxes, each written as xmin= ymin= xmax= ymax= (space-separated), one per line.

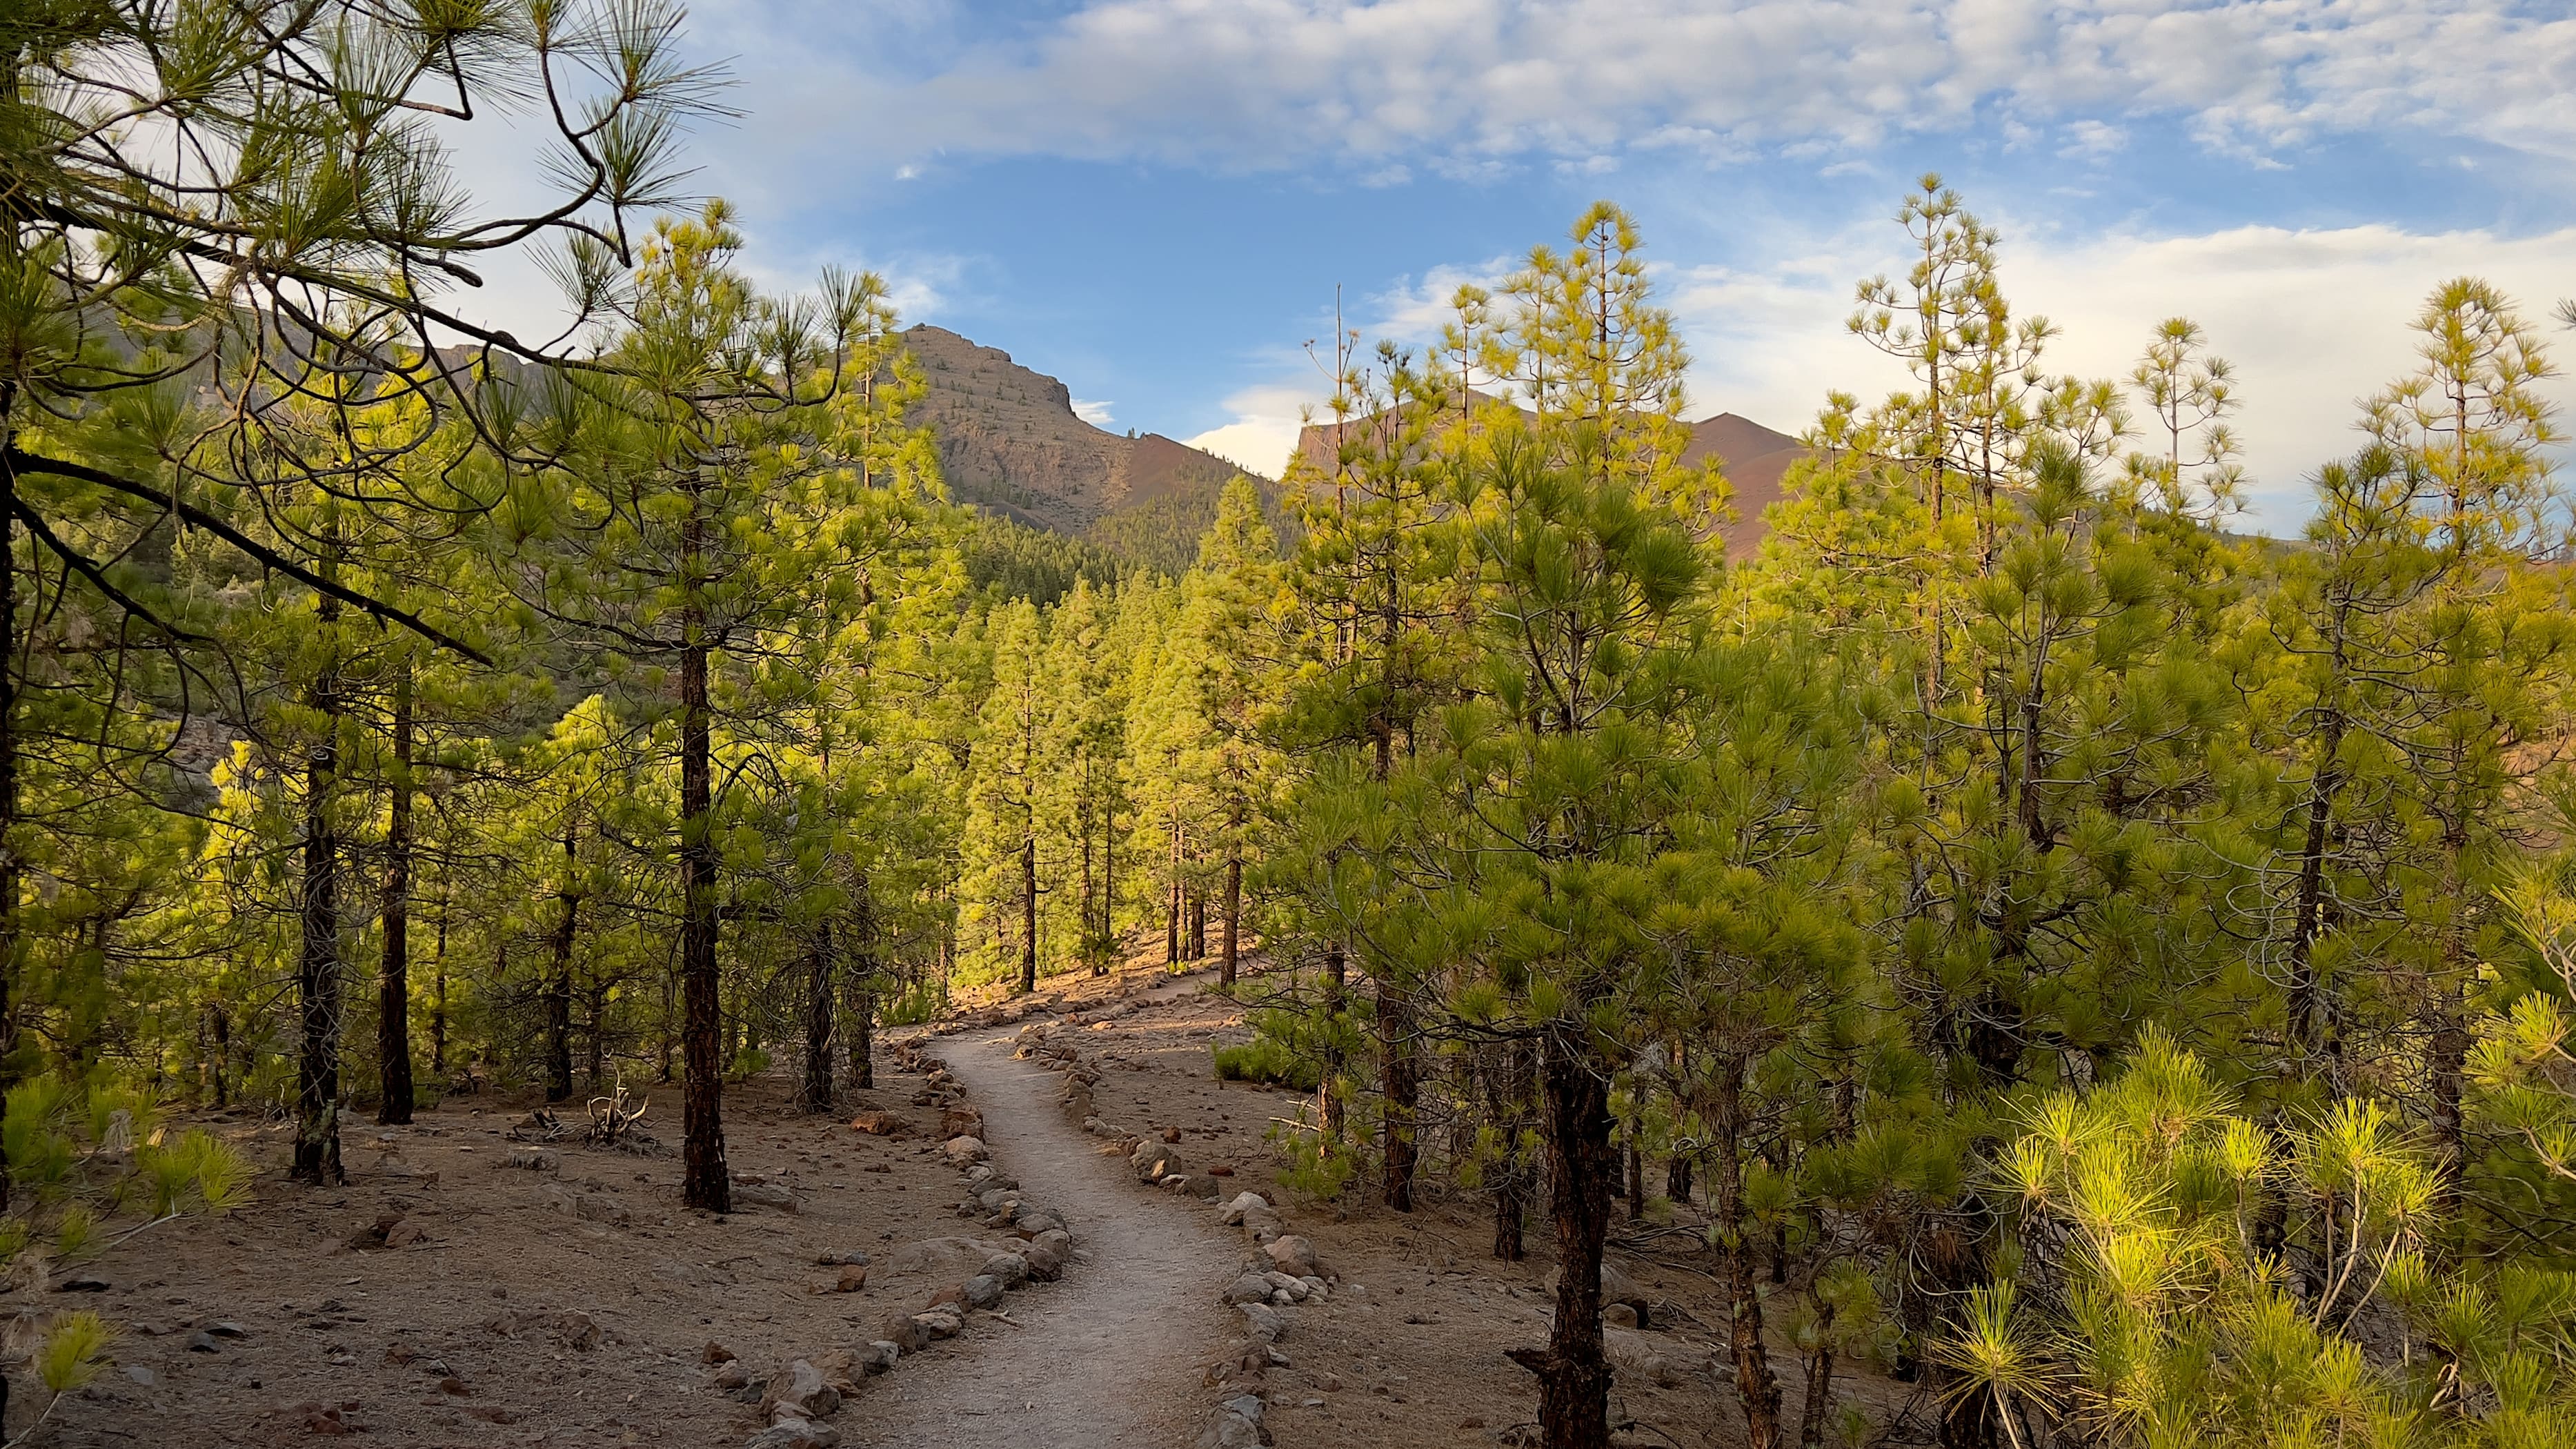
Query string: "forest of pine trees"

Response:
xmin=2 ymin=7 xmax=2575 ymax=1448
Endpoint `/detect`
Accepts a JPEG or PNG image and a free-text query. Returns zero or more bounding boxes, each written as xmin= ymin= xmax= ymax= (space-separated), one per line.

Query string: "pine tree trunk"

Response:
xmin=1507 ymin=1024 xmax=1613 ymax=1449
xmin=1320 ymin=941 xmax=1347 ymax=1144
xmin=1166 ymin=818 xmax=1181 ymax=964
xmin=1627 ymin=1134 xmax=1647 ymax=1219
xmin=1019 ymin=832 xmax=1038 ymax=994
xmin=1100 ymin=793 xmax=1117 ymax=974
xmin=1381 ymin=980 xmax=1418 ymax=1212
xmin=1488 ymin=1038 xmax=1532 ymax=1261
xmin=293 ymin=600 xmax=346 ymax=1185
xmin=1796 ymin=1300 xmax=1838 ymax=1449
xmin=1220 ymin=849 xmax=1241 ymax=987
xmin=0 ymin=420 xmax=19 ymax=1212
xmin=205 ymin=1003 xmax=230 ymax=1109
xmin=429 ymin=889 xmax=449 ymax=1076
xmin=545 ymin=828 xmax=578 ymax=1105
xmin=1714 ymin=1051 xmax=1783 ymax=1449
xmin=376 ymin=667 xmax=415 ymax=1124
xmin=846 ymin=878 xmax=876 ymax=1090
xmin=678 ymin=512 xmax=731 ymax=1212
xmin=801 ymin=920 xmax=835 ymax=1112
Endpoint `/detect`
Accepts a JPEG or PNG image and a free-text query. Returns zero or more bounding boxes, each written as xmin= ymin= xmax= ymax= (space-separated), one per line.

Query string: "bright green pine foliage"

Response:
xmin=1950 ymin=1032 xmax=2576 ymax=1449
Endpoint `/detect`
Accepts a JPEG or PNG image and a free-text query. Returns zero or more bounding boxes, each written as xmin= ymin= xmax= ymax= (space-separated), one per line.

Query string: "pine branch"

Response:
xmin=5 ymin=449 xmax=494 ymax=666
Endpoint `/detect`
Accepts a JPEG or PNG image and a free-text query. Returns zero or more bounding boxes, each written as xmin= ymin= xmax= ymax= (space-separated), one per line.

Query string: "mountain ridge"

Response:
xmin=905 ymin=324 xmax=1807 ymax=566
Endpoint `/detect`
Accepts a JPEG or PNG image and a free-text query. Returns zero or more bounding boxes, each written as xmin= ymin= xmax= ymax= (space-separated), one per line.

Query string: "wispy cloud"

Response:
xmin=1072 ymin=397 xmax=1117 ymax=426
xmin=715 ymin=1 xmax=2576 ymax=178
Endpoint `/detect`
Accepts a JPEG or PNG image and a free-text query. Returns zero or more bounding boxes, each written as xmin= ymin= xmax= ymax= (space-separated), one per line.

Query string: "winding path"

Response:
xmin=845 ymin=1025 xmax=1237 ymax=1449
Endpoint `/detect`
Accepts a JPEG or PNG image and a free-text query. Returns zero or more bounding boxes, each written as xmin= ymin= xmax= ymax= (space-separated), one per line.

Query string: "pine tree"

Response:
xmin=506 ymin=203 xmax=880 ymax=1212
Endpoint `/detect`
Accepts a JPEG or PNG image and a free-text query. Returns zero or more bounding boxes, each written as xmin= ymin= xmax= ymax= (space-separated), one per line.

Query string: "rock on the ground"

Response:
xmin=835 ymin=1266 xmax=869 ymax=1293
xmin=943 ymin=1135 xmax=989 ymax=1164
xmin=913 ymin=1305 xmax=966 ymax=1339
xmin=1031 ymin=1228 xmax=1072 ymax=1259
xmin=1262 ymin=1235 xmax=1322 ymax=1278
xmin=1129 ymin=1138 xmax=1189 ymax=1182
xmin=761 ymin=1359 xmax=842 ymax=1420
xmin=1236 ymin=1302 xmax=1288 ymax=1343
xmin=886 ymin=1236 xmax=1004 ymax=1279
xmin=745 ymin=1418 xmax=840 ymax=1449
xmin=729 ymin=1176 xmax=801 ymax=1213
xmin=980 ymin=1253 xmax=1029 ymax=1289
xmin=875 ymin=1315 xmax=931 ymax=1354
xmin=1604 ymin=1327 xmax=1683 ymax=1388
xmin=1195 ymin=1393 xmax=1270 ymax=1449
xmin=1225 ymin=1273 xmax=1272 ymax=1305
xmin=538 ymin=1183 xmax=631 ymax=1226
xmin=1021 ymin=1243 xmax=1064 ymax=1281
xmin=941 ymin=1107 xmax=986 ymax=1138
xmin=962 ymin=1274 xmax=1004 ymax=1309
xmin=1218 ymin=1192 xmax=1269 ymax=1226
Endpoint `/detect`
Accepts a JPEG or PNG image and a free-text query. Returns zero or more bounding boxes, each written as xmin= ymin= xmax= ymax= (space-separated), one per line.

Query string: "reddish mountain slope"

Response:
xmin=902 ymin=326 xmax=1247 ymax=542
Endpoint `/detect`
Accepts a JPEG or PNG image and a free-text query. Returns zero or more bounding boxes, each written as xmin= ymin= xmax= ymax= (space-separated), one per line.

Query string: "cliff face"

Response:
xmin=902 ymin=326 xmax=1247 ymax=542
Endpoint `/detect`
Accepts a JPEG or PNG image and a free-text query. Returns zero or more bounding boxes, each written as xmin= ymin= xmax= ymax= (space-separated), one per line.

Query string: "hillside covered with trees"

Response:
xmin=1 ymin=6 xmax=2574 ymax=1449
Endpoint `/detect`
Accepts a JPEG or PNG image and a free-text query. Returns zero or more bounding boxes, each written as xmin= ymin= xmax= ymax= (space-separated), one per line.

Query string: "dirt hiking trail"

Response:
xmin=849 ymin=1024 xmax=1236 ymax=1448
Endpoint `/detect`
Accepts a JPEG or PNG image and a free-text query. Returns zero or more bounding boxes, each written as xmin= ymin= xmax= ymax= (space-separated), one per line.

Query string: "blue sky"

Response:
xmin=487 ymin=1 xmax=2576 ymax=529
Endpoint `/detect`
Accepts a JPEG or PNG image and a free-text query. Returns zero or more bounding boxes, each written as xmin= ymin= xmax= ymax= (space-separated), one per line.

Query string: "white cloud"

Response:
xmin=1072 ymin=397 xmax=1117 ymax=426
xmin=1185 ymin=382 xmax=1322 ymax=478
xmin=717 ymin=1 xmax=2576 ymax=175
xmin=1663 ymin=220 xmax=2576 ymax=531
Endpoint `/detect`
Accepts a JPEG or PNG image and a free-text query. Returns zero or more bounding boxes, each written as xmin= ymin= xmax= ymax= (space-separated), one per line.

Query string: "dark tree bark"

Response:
xmin=544 ymin=827 xmax=579 ymax=1105
xmin=1713 ymin=1051 xmax=1783 ymax=1449
xmin=1018 ymin=831 xmax=1038 ymax=994
xmin=1488 ymin=1038 xmax=1533 ymax=1261
xmin=1320 ymin=941 xmax=1347 ymax=1143
xmin=2285 ymin=575 xmax=2355 ymax=1080
xmin=1796 ymin=1294 xmax=1839 ymax=1449
xmin=846 ymin=878 xmax=876 ymax=1090
xmin=0 ymin=418 xmax=21 ymax=1212
xmin=429 ymin=887 xmax=450 ymax=1075
xmin=376 ymin=667 xmax=417 ymax=1124
xmin=204 ymin=1003 xmax=230 ymax=1108
xmin=678 ymin=502 xmax=730 ymax=1214
xmin=800 ymin=919 xmax=835 ymax=1112
xmin=1220 ymin=849 xmax=1241 ymax=987
xmin=1507 ymin=1025 xmax=1614 ymax=1449
xmin=293 ymin=582 xmax=346 ymax=1185
xmin=1381 ymin=979 xmax=1418 ymax=1212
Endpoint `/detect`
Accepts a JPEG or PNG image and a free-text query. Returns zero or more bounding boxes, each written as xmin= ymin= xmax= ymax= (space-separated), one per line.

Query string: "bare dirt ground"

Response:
xmin=8 ymin=952 xmax=1914 ymax=1449
xmin=14 ymin=1052 xmax=1064 ymax=1448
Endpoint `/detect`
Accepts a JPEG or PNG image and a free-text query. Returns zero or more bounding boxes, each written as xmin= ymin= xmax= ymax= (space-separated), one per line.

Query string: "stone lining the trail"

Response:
xmin=1008 ymin=999 xmax=1322 ymax=1449
xmin=709 ymin=1047 xmax=1079 ymax=1449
